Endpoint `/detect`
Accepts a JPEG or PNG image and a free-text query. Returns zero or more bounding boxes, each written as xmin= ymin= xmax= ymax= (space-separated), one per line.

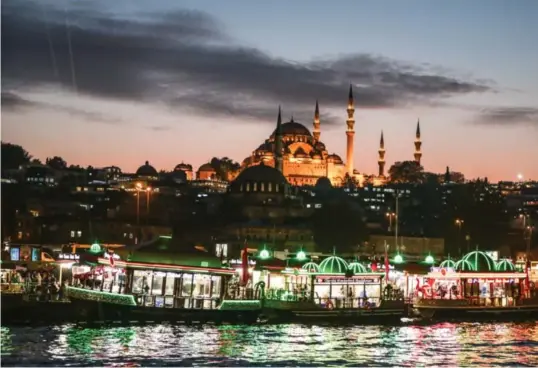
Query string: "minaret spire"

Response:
xmin=275 ymin=106 xmax=284 ymax=173
xmin=346 ymin=84 xmax=355 ymax=175
xmin=378 ymin=130 xmax=385 ymax=177
xmin=313 ymin=100 xmax=320 ymax=142
xmin=414 ymin=119 xmax=422 ymax=165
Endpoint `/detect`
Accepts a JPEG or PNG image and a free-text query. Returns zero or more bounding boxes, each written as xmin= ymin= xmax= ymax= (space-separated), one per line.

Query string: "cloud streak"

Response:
xmin=2 ymin=0 xmax=493 ymax=125
xmin=477 ymin=107 xmax=538 ymax=126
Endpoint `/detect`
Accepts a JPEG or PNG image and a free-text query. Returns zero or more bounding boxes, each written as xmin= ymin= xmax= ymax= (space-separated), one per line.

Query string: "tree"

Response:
xmin=311 ymin=200 xmax=368 ymax=254
xmin=388 ymin=161 xmax=424 ymax=184
xmin=210 ymin=157 xmax=240 ymax=181
xmin=46 ymin=156 xmax=67 ymax=170
xmin=1 ymin=142 xmax=32 ymax=170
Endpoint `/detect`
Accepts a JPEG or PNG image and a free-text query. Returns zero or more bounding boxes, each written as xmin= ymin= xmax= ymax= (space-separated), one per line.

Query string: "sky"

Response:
xmin=2 ymin=0 xmax=538 ymax=181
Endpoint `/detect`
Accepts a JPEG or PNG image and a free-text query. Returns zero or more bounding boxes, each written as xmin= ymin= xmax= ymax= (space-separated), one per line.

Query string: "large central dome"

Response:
xmin=271 ymin=120 xmax=312 ymax=138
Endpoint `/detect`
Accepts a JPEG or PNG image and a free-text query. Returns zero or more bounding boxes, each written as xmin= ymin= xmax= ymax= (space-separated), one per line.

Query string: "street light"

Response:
xmin=455 ymin=219 xmax=464 ymax=255
xmin=526 ymin=225 xmax=535 ymax=260
xmin=146 ymin=187 xmax=152 ymax=223
xmin=386 ymin=212 xmax=396 ymax=232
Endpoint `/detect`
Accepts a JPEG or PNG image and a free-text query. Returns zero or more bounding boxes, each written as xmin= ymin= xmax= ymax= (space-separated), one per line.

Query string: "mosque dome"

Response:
xmin=302 ymin=262 xmax=320 ymax=273
xmin=136 ymin=161 xmax=158 ymax=176
xmin=174 ymin=163 xmax=192 ymax=172
xmin=271 ymin=120 xmax=312 ymax=137
xmin=230 ymin=162 xmax=288 ymax=194
xmin=462 ymin=251 xmax=496 ymax=272
xmin=198 ymin=163 xmax=215 ymax=172
xmin=319 ymin=256 xmax=349 ymax=274
xmin=348 ymin=262 xmax=368 ymax=274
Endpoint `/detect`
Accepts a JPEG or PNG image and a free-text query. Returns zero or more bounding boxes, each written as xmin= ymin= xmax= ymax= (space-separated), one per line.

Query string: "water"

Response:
xmin=1 ymin=322 xmax=537 ymax=366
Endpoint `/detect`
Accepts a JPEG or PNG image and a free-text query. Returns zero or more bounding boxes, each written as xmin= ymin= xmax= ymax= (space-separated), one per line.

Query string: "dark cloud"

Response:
xmin=1 ymin=91 xmax=121 ymax=125
xmin=477 ymin=107 xmax=538 ymax=126
xmin=2 ymin=0 xmax=492 ymax=125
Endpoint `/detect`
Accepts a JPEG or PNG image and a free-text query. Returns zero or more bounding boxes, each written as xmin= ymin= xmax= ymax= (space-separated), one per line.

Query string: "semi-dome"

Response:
xmin=439 ymin=259 xmax=456 ymax=268
xmin=348 ymin=262 xmax=368 ymax=274
xmin=462 ymin=251 xmax=496 ymax=272
xmin=302 ymin=262 xmax=320 ymax=273
xmin=271 ymin=120 xmax=312 ymax=137
xmin=294 ymin=147 xmax=308 ymax=158
xmin=319 ymin=256 xmax=349 ymax=274
xmin=454 ymin=259 xmax=474 ymax=272
xmin=233 ymin=162 xmax=287 ymax=185
xmin=327 ymin=154 xmax=343 ymax=163
xmin=496 ymin=259 xmax=516 ymax=272
xmin=136 ymin=161 xmax=158 ymax=176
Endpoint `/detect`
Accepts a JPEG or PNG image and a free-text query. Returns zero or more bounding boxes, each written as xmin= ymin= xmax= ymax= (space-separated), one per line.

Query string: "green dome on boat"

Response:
xmin=496 ymin=259 xmax=515 ymax=272
xmin=462 ymin=251 xmax=496 ymax=272
xmin=319 ymin=256 xmax=348 ymax=274
xmin=439 ymin=259 xmax=456 ymax=268
xmin=302 ymin=262 xmax=320 ymax=273
xmin=454 ymin=259 xmax=474 ymax=272
xmin=348 ymin=262 xmax=368 ymax=274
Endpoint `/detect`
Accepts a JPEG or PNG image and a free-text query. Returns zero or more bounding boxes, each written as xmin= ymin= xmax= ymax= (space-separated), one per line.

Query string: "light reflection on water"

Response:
xmin=1 ymin=322 xmax=537 ymax=366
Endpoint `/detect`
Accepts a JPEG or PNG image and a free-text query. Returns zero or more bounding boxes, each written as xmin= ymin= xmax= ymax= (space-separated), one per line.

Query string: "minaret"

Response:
xmin=444 ymin=166 xmax=451 ymax=183
xmin=274 ymin=106 xmax=283 ymax=173
xmin=378 ymin=131 xmax=386 ymax=177
xmin=313 ymin=100 xmax=320 ymax=142
xmin=414 ymin=119 xmax=422 ymax=165
xmin=346 ymin=84 xmax=355 ymax=175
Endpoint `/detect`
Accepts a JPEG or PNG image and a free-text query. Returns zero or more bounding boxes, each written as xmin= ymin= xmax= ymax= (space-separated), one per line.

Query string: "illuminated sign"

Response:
xmin=316 ymin=277 xmax=378 ymax=284
xmin=485 ymin=251 xmax=499 ymax=261
xmin=58 ymin=253 xmax=81 ymax=260
xmin=31 ymin=248 xmax=40 ymax=262
xmin=10 ymin=248 xmax=20 ymax=261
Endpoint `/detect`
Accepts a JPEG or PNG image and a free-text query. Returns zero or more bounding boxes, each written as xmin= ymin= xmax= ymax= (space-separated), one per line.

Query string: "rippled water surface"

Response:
xmin=1 ymin=322 xmax=537 ymax=366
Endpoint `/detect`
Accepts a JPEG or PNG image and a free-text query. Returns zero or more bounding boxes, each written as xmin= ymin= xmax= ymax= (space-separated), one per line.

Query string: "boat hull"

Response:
xmin=69 ymin=298 xmax=261 ymax=324
xmin=262 ymin=300 xmax=406 ymax=323
xmin=414 ymin=299 xmax=538 ymax=321
xmin=1 ymin=297 xmax=75 ymax=325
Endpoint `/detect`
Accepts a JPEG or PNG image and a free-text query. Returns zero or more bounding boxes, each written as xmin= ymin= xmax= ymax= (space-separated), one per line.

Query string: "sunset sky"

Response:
xmin=2 ymin=0 xmax=538 ymax=181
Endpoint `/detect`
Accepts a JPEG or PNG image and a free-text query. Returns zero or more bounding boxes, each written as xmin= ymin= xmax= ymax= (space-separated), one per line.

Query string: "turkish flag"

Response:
xmin=241 ymin=241 xmax=249 ymax=286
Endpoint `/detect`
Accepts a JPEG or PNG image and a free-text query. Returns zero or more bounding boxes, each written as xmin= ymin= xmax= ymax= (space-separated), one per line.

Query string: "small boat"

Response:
xmin=257 ymin=255 xmax=406 ymax=323
xmin=413 ymin=251 xmax=538 ymax=320
xmin=66 ymin=244 xmax=262 ymax=324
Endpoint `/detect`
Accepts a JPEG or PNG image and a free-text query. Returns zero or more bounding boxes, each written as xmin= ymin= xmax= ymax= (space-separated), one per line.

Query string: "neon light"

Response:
xmin=393 ymin=254 xmax=404 ymax=264
xmin=296 ymin=251 xmax=307 ymax=261
xmin=67 ymin=286 xmax=136 ymax=306
xmin=319 ymin=256 xmax=348 ymax=274
xmin=218 ymin=300 xmax=261 ymax=311
xmin=302 ymin=262 xmax=320 ymax=273
xmin=427 ymin=272 xmax=525 ymax=279
xmin=425 ymin=255 xmax=435 ymax=264
xmin=496 ymin=259 xmax=516 ymax=271
xmin=259 ymin=249 xmax=270 ymax=259
xmin=89 ymin=243 xmax=102 ymax=254
xmin=462 ymin=251 xmax=496 ymax=271
xmin=348 ymin=262 xmax=368 ymax=273
xmin=439 ymin=259 xmax=456 ymax=268
xmin=454 ymin=259 xmax=474 ymax=271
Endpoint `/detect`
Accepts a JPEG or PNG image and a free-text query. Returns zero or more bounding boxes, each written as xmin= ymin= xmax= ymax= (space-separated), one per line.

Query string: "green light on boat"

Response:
xmin=296 ymin=251 xmax=307 ymax=261
xmin=394 ymin=254 xmax=404 ymax=264
xmin=259 ymin=249 xmax=270 ymax=259
xmin=425 ymin=255 xmax=435 ymax=264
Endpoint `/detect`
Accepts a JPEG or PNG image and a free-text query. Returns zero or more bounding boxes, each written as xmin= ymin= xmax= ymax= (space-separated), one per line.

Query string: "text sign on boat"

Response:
xmin=315 ymin=277 xmax=379 ymax=284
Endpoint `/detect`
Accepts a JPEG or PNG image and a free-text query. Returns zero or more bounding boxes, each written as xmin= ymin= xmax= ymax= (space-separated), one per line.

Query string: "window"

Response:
xmin=77 ymin=230 xmax=82 ymax=238
xmin=70 ymin=231 xmax=75 ymax=238
xmin=216 ymin=244 xmax=228 ymax=258
xmin=261 ymin=183 xmax=265 ymax=192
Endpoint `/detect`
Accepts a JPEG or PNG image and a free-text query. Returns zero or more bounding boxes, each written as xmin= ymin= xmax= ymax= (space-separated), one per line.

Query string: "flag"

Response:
xmin=384 ymin=242 xmax=390 ymax=284
xmin=241 ymin=240 xmax=249 ymax=286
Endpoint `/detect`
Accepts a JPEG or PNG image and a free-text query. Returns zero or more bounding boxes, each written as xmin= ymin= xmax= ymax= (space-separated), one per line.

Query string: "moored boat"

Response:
xmin=257 ymin=255 xmax=406 ymax=323
xmin=413 ymin=251 xmax=538 ymax=320
xmin=66 ymin=243 xmax=262 ymax=324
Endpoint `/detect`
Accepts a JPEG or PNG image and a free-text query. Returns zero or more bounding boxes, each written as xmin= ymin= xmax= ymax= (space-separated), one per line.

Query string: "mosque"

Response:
xmin=238 ymin=85 xmax=423 ymax=187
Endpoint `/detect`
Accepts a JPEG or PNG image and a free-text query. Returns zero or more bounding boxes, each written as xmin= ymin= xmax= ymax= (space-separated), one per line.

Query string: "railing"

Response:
xmin=133 ymin=294 xmax=220 ymax=310
xmin=415 ymin=296 xmax=520 ymax=307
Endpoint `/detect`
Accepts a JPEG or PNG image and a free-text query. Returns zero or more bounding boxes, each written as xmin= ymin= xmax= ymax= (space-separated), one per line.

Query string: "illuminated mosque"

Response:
xmin=238 ymin=85 xmax=423 ymax=187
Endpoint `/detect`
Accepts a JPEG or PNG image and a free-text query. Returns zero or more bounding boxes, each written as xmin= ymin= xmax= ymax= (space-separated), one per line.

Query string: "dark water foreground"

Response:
xmin=1 ymin=321 xmax=537 ymax=366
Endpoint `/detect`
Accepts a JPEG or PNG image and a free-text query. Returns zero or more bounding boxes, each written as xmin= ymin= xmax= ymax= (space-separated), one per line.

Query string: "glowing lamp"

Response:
xmin=259 ymin=249 xmax=270 ymax=260
xmin=296 ymin=251 xmax=307 ymax=261
xmin=90 ymin=243 xmax=102 ymax=254
xmin=425 ymin=255 xmax=435 ymax=264
xmin=393 ymin=254 xmax=404 ymax=264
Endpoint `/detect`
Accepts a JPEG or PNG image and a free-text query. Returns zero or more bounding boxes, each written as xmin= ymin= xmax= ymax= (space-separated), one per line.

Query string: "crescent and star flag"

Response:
xmin=241 ymin=240 xmax=249 ymax=286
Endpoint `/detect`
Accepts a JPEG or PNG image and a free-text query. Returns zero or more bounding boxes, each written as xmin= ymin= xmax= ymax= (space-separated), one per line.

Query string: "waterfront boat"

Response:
xmin=66 ymin=243 xmax=261 ymax=323
xmin=257 ymin=256 xmax=406 ymax=323
xmin=413 ymin=251 xmax=538 ymax=320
